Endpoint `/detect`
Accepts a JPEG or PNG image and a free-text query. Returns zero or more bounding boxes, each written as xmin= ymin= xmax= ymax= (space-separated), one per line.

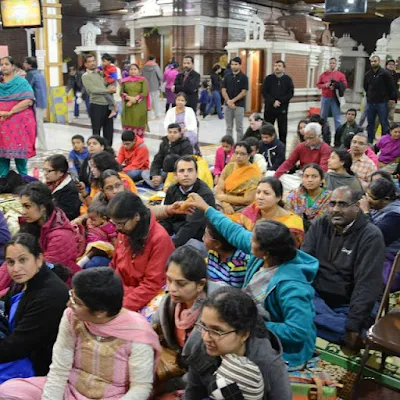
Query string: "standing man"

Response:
xmin=66 ymin=66 xmax=90 ymax=119
xmin=142 ymin=55 xmax=162 ymax=119
xmin=24 ymin=56 xmax=48 ymax=151
xmin=82 ymin=54 xmax=116 ymax=146
xmin=385 ymin=59 xmax=399 ymax=125
xmin=364 ymin=55 xmax=396 ymax=143
xmin=317 ymin=57 xmax=348 ymax=133
xmin=262 ymin=60 xmax=294 ymax=146
xmin=221 ymin=57 xmax=249 ymax=141
xmin=173 ymin=55 xmax=200 ymax=112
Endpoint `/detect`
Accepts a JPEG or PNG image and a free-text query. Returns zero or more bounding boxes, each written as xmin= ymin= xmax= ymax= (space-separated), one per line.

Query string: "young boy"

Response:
xmin=213 ymin=135 xmax=234 ymax=185
xmin=99 ymin=53 xmax=119 ymax=118
xmin=258 ymin=123 xmax=286 ymax=172
xmin=68 ymin=134 xmax=89 ymax=179
xmin=245 ymin=136 xmax=267 ymax=174
xmin=142 ymin=123 xmax=193 ymax=189
xmin=116 ymin=130 xmax=150 ymax=182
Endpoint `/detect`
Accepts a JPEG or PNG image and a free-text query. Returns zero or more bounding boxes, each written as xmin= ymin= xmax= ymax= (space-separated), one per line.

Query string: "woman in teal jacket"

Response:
xmin=189 ymin=193 xmax=318 ymax=368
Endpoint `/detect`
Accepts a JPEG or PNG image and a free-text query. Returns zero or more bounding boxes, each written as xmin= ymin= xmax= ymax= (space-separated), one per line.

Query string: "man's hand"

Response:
xmin=389 ymin=100 xmax=396 ymax=104
xmin=227 ymin=99 xmax=236 ymax=109
xmin=273 ymin=100 xmax=281 ymax=108
xmin=342 ymin=331 xmax=364 ymax=356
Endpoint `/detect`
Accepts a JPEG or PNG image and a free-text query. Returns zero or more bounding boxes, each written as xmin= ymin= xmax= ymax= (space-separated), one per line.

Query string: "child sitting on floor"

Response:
xmin=213 ymin=135 xmax=234 ymax=185
xmin=77 ymin=201 xmax=117 ymax=269
xmin=68 ymin=134 xmax=89 ymax=180
xmin=99 ymin=53 xmax=119 ymax=118
xmin=245 ymin=136 xmax=267 ymax=175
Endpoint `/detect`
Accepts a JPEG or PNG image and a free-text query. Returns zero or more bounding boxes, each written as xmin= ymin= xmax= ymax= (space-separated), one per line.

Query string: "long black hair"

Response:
xmin=331 ymin=148 xmax=354 ymax=175
xmin=257 ymin=177 xmax=285 ymax=207
xmin=107 ymin=191 xmax=150 ymax=254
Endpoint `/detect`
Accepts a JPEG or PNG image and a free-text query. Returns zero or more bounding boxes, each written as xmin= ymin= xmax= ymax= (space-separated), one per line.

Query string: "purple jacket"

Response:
xmin=163 ymin=67 xmax=179 ymax=89
xmin=376 ymin=135 xmax=400 ymax=164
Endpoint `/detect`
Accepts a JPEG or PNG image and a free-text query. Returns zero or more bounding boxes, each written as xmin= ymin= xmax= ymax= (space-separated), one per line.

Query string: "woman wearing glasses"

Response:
xmin=184 ymin=286 xmax=291 ymax=400
xmin=152 ymin=246 xmax=222 ymax=397
xmin=0 ymin=267 xmax=161 ymax=399
xmin=43 ymin=154 xmax=81 ymax=221
xmin=215 ymin=141 xmax=262 ymax=217
xmin=186 ymin=193 xmax=318 ymax=369
xmin=0 ymin=233 xmax=68 ymax=384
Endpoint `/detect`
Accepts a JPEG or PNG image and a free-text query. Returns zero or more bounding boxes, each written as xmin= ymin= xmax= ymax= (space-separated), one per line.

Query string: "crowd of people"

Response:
xmin=0 ymin=51 xmax=399 ymax=399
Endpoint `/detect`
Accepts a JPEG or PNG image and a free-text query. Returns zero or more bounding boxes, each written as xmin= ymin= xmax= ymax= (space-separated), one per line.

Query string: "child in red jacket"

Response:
xmin=117 ymin=130 xmax=150 ymax=181
xmin=99 ymin=53 xmax=119 ymax=118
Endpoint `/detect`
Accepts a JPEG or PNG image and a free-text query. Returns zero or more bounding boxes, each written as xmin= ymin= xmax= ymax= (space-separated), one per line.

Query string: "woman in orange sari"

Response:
xmin=215 ymin=141 xmax=262 ymax=217
xmin=238 ymin=177 xmax=305 ymax=248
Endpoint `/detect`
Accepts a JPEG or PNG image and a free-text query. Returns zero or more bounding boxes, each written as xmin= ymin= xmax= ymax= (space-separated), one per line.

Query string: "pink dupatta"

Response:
xmin=121 ymin=75 xmax=151 ymax=110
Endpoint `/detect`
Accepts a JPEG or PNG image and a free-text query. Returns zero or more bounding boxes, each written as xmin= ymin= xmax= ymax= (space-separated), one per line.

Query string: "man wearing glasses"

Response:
xmin=301 ymin=186 xmax=385 ymax=356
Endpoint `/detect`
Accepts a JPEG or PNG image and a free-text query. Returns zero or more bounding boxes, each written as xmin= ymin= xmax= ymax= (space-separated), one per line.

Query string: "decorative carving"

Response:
xmin=79 ymin=22 xmax=101 ymax=47
xmin=136 ymin=0 xmax=162 ymax=18
xmin=245 ymin=14 xmax=265 ymax=41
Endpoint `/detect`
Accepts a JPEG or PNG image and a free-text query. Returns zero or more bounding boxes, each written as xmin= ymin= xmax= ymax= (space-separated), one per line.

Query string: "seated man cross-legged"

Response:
xmin=301 ymin=186 xmax=386 ymax=354
xmin=159 ymin=156 xmax=215 ymax=248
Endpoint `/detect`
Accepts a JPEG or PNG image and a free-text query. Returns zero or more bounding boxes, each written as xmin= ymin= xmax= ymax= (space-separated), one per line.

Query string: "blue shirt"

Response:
xmin=26 ymin=69 xmax=47 ymax=109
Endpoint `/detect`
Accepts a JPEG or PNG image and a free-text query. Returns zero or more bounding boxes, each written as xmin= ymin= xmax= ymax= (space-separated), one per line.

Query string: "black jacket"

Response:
xmin=183 ymin=330 xmax=291 ymax=400
xmin=364 ymin=66 xmax=397 ymax=104
xmin=52 ymin=177 xmax=81 ymax=221
xmin=259 ymin=137 xmax=286 ymax=171
xmin=210 ymin=71 xmax=222 ymax=92
xmin=334 ymin=122 xmax=362 ymax=148
xmin=0 ymin=266 xmax=68 ymax=375
xmin=66 ymin=71 xmax=86 ymax=95
xmin=301 ymin=212 xmax=386 ymax=333
xmin=160 ymin=179 xmax=215 ymax=247
xmin=174 ymin=70 xmax=201 ymax=111
xmin=262 ymin=74 xmax=294 ymax=113
xmin=150 ymin=136 xmax=193 ymax=177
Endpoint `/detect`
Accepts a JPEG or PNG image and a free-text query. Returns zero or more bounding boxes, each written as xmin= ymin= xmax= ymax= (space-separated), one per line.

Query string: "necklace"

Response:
xmin=95 ymin=335 xmax=106 ymax=342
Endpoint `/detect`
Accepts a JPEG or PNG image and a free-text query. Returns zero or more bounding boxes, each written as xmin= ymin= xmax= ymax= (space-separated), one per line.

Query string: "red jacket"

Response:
xmin=110 ymin=213 xmax=174 ymax=311
xmin=0 ymin=208 xmax=81 ymax=293
xmin=317 ymin=70 xmax=347 ymax=98
xmin=117 ymin=136 xmax=150 ymax=171
xmin=275 ymin=142 xmax=331 ymax=178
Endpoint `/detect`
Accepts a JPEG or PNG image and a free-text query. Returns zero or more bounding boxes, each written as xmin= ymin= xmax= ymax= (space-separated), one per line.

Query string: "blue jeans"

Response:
xmin=320 ymin=96 xmax=342 ymax=133
xmin=84 ymin=256 xmax=111 ymax=269
xmin=74 ymin=94 xmax=91 ymax=117
xmin=205 ymin=90 xmax=223 ymax=119
xmin=367 ymin=102 xmax=389 ymax=143
xmin=125 ymin=169 xmax=144 ymax=182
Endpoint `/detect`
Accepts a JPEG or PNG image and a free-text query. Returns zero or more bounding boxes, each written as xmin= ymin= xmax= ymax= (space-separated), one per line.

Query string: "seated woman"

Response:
xmin=164 ymin=92 xmax=199 ymax=153
xmin=325 ymin=149 xmax=364 ymax=193
xmin=237 ymin=177 xmax=304 ymax=247
xmin=0 ymin=233 xmax=68 ymax=383
xmin=107 ymin=191 xmax=175 ymax=312
xmin=242 ymin=113 xmax=265 ymax=141
xmin=375 ymin=122 xmax=400 ymax=173
xmin=215 ymin=141 xmax=262 ymax=216
xmin=44 ymin=154 xmax=81 ymax=221
xmin=79 ymin=151 xmax=137 ymax=214
xmin=203 ymin=222 xmax=249 ymax=288
xmin=359 ymin=178 xmax=400 ymax=292
xmin=153 ymin=246 xmax=220 ymax=396
xmin=286 ymin=163 xmax=332 ymax=230
xmin=187 ymin=193 xmax=318 ymax=368
xmin=289 ymin=119 xmax=307 ymax=156
xmin=183 ymin=286 xmax=291 ymax=399
xmin=0 ymin=267 xmax=161 ymax=399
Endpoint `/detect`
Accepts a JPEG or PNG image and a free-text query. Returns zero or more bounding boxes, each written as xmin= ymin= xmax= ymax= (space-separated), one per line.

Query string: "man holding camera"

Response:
xmin=317 ymin=57 xmax=348 ymax=132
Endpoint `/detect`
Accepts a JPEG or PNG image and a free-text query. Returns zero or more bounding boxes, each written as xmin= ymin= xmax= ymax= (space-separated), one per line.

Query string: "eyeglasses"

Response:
xmin=195 ymin=322 xmax=236 ymax=340
xmin=43 ymin=169 xmax=56 ymax=174
xmin=69 ymin=289 xmax=76 ymax=306
xmin=111 ymin=218 xmax=131 ymax=228
xmin=328 ymin=200 xmax=358 ymax=209
xmin=103 ymin=182 xmax=124 ymax=192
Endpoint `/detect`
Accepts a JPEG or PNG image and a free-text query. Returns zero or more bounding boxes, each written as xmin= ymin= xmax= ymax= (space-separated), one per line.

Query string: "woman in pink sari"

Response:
xmin=0 ymin=267 xmax=161 ymax=400
xmin=120 ymin=63 xmax=150 ymax=138
xmin=0 ymin=56 xmax=36 ymax=177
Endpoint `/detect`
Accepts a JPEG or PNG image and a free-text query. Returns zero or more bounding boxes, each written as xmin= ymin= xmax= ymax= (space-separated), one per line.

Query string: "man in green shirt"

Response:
xmin=82 ymin=54 xmax=116 ymax=146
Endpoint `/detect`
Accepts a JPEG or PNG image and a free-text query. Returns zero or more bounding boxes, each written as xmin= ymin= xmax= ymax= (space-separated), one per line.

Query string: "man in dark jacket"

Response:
xmin=258 ymin=123 xmax=286 ymax=171
xmin=385 ymin=59 xmax=399 ymax=124
xmin=141 ymin=123 xmax=193 ymax=189
xmin=160 ymin=156 xmax=215 ymax=247
xmin=174 ymin=55 xmax=201 ymax=112
xmin=364 ymin=55 xmax=396 ymax=143
xmin=66 ymin=66 xmax=90 ymax=118
xmin=301 ymin=186 xmax=385 ymax=354
xmin=334 ymin=108 xmax=362 ymax=148
xmin=262 ymin=60 xmax=294 ymax=146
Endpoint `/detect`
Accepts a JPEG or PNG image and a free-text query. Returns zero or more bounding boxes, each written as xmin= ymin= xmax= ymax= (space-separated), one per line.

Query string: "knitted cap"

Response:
xmin=209 ymin=354 xmax=265 ymax=400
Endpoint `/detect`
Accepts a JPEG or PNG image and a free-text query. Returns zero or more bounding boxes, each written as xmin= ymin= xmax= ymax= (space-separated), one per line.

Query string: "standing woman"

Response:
xmin=204 ymin=65 xmax=223 ymax=119
xmin=0 ymin=56 xmax=36 ymax=177
xmin=163 ymin=62 xmax=179 ymax=112
xmin=121 ymin=63 xmax=149 ymax=138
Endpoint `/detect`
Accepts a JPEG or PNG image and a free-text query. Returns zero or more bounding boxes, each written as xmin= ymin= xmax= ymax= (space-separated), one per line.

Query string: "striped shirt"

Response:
xmin=207 ymin=249 xmax=249 ymax=288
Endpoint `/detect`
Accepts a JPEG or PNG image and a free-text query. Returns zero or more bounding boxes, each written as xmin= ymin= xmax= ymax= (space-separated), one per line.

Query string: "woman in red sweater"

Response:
xmin=107 ymin=191 xmax=175 ymax=312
